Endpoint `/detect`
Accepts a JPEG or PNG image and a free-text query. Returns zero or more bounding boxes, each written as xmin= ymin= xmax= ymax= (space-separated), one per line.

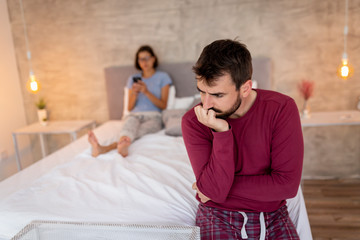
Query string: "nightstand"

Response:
xmin=300 ymin=110 xmax=360 ymax=179
xmin=301 ymin=110 xmax=360 ymax=127
xmin=12 ymin=120 xmax=96 ymax=171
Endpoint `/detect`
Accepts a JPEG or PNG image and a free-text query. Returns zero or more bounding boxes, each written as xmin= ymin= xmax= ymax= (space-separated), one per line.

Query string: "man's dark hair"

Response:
xmin=135 ymin=45 xmax=158 ymax=70
xmin=193 ymin=39 xmax=252 ymax=90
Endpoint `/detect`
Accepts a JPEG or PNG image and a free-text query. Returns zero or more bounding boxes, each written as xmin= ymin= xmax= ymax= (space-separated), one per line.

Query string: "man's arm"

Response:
xmin=182 ymin=110 xmax=236 ymax=203
xmin=228 ymin=99 xmax=304 ymax=201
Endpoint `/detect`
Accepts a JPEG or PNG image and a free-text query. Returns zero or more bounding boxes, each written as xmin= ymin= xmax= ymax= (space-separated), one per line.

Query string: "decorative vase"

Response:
xmin=37 ymin=109 xmax=48 ymax=126
xmin=301 ymin=100 xmax=311 ymax=119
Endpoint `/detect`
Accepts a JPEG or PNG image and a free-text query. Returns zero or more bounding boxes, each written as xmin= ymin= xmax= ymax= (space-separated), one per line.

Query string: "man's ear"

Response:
xmin=241 ymin=80 xmax=253 ymax=97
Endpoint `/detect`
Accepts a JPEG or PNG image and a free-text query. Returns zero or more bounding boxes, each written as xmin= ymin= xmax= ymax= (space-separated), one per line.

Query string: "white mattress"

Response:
xmin=0 ymin=121 xmax=312 ymax=239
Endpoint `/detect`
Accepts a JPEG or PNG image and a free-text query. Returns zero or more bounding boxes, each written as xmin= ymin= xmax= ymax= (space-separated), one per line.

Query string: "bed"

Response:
xmin=0 ymin=59 xmax=312 ymax=240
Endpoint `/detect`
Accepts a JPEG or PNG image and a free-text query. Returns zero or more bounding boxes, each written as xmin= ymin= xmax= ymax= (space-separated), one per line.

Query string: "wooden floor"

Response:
xmin=302 ymin=178 xmax=360 ymax=240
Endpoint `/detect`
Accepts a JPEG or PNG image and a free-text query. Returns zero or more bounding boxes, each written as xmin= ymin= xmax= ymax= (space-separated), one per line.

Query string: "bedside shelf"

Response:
xmin=12 ymin=120 xmax=96 ymax=171
xmin=301 ymin=110 xmax=360 ymax=127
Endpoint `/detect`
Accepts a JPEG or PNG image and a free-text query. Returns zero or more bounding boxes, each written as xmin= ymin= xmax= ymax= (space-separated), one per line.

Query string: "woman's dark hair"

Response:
xmin=193 ymin=39 xmax=252 ymax=90
xmin=135 ymin=45 xmax=158 ymax=70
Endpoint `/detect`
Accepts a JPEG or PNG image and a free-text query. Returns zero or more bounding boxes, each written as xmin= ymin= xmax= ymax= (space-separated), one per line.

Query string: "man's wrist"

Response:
xmin=213 ymin=123 xmax=230 ymax=132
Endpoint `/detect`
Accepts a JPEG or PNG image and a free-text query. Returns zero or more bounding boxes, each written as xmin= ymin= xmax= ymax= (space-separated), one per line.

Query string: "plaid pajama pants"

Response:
xmin=196 ymin=204 xmax=299 ymax=240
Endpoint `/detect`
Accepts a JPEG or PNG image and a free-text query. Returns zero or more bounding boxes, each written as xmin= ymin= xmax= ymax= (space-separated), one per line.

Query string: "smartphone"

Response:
xmin=133 ymin=76 xmax=142 ymax=83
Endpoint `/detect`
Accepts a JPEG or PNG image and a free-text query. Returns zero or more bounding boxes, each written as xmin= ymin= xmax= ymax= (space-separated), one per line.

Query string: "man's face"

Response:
xmin=197 ymin=73 xmax=242 ymax=119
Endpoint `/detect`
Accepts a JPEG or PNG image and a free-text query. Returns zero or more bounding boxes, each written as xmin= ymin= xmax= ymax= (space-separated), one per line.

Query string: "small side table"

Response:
xmin=299 ymin=111 xmax=360 ymax=181
xmin=301 ymin=110 xmax=360 ymax=127
xmin=12 ymin=120 xmax=96 ymax=171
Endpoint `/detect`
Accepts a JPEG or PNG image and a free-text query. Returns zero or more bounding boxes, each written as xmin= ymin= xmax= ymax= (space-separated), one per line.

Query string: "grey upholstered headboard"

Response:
xmin=104 ymin=58 xmax=271 ymax=120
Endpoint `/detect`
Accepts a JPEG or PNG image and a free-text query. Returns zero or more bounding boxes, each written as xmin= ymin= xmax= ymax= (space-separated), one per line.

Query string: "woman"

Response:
xmin=88 ymin=45 xmax=172 ymax=157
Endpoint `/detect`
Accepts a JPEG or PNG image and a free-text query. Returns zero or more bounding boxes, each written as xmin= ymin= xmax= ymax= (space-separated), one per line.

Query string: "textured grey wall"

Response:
xmin=7 ymin=0 xmax=360 ymax=178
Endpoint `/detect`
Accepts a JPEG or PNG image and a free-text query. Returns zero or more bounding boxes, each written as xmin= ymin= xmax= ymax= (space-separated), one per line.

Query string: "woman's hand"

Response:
xmin=136 ymin=81 xmax=148 ymax=94
xmin=131 ymin=82 xmax=142 ymax=93
xmin=128 ymin=83 xmax=143 ymax=111
xmin=130 ymin=83 xmax=169 ymax=111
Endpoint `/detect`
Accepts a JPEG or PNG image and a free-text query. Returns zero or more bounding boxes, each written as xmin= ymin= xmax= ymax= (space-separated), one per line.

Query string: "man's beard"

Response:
xmin=209 ymin=95 xmax=242 ymax=119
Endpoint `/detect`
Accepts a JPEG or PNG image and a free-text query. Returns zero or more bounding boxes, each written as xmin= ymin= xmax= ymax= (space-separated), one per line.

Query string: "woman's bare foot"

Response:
xmin=117 ymin=136 xmax=131 ymax=157
xmin=88 ymin=130 xmax=103 ymax=157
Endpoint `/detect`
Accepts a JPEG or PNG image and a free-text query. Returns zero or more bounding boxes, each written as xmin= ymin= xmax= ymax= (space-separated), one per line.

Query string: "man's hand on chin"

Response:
xmin=194 ymin=105 xmax=229 ymax=132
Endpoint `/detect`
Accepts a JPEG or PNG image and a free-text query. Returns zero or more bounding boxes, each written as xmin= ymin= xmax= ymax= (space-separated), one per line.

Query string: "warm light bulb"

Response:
xmin=30 ymin=75 xmax=38 ymax=91
xmin=341 ymin=65 xmax=349 ymax=78
xmin=337 ymin=56 xmax=352 ymax=80
xmin=26 ymin=71 xmax=40 ymax=93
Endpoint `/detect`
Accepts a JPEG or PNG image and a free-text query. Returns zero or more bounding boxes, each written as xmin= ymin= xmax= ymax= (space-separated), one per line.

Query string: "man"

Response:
xmin=182 ymin=39 xmax=303 ymax=239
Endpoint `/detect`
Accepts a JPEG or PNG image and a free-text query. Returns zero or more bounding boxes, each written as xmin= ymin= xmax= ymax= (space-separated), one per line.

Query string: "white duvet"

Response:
xmin=0 ymin=121 xmax=311 ymax=239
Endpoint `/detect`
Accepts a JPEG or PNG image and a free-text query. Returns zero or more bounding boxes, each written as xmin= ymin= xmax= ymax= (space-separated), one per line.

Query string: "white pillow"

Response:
xmin=173 ymin=96 xmax=196 ymax=109
xmin=123 ymin=87 xmax=129 ymax=118
xmin=172 ymin=94 xmax=200 ymax=110
xmin=166 ymin=85 xmax=176 ymax=110
xmin=252 ymin=79 xmax=258 ymax=89
xmin=123 ymin=85 xmax=176 ymax=117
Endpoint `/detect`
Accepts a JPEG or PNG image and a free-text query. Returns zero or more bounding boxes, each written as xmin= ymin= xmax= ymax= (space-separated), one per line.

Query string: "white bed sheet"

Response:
xmin=0 ymin=121 xmax=312 ymax=239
